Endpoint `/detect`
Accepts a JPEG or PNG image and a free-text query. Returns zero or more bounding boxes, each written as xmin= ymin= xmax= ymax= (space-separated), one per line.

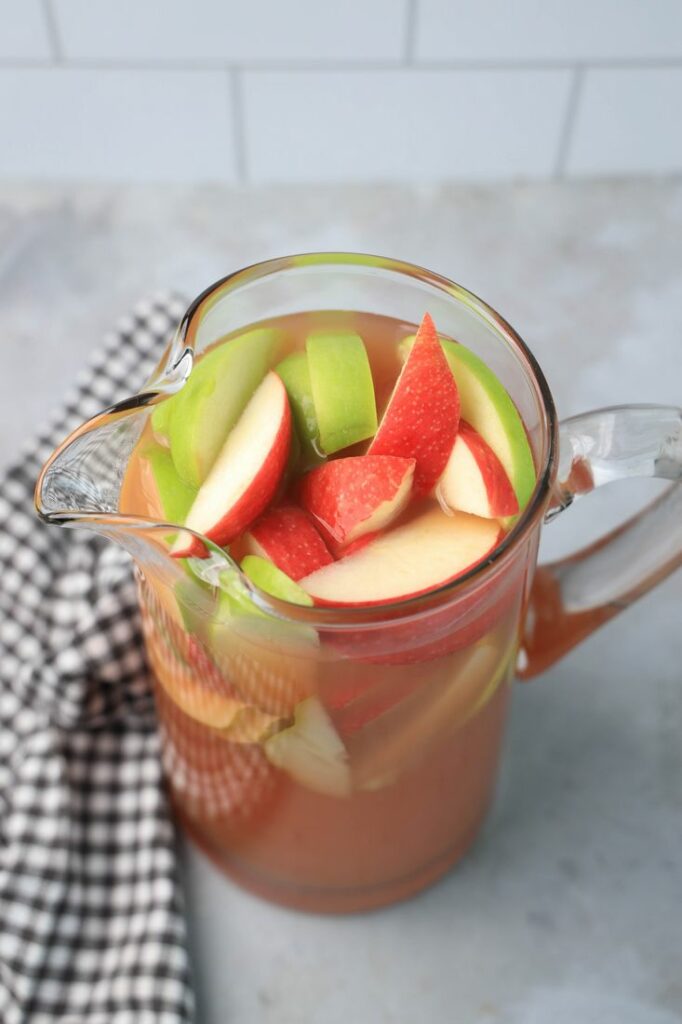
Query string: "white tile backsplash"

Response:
xmin=0 ymin=0 xmax=51 ymax=60
xmin=52 ymin=0 xmax=408 ymax=62
xmin=0 ymin=69 xmax=236 ymax=182
xmin=0 ymin=2 xmax=681 ymax=182
xmin=243 ymin=70 xmax=572 ymax=183
xmin=415 ymin=0 xmax=682 ymax=62
xmin=567 ymin=68 xmax=682 ymax=176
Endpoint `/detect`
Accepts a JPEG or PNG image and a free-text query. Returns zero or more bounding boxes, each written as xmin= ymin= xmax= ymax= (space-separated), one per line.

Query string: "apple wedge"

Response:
xmin=299 ymin=506 xmax=501 ymax=607
xmin=143 ymin=593 xmax=282 ymax=742
xmin=351 ymin=638 xmax=514 ymax=792
xmin=172 ymin=371 xmax=291 ymax=558
xmin=150 ymin=399 xmax=173 ymax=447
xmin=244 ymin=505 xmax=332 ymax=581
xmin=139 ymin=444 xmax=197 ymax=524
xmin=168 ymin=327 xmax=282 ymax=488
xmin=306 ymin=330 xmax=377 ymax=454
xmin=275 ymin=352 xmax=321 ymax=466
xmin=369 ymin=313 xmax=460 ymax=496
xmin=241 ymin=554 xmax=315 ymax=606
xmin=265 ymin=697 xmax=351 ymax=798
xmin=399 ymin=333 xmax=535 ymax=512
xmin=438 ymin=422 xmax=519 ymax=519
xmin=299 ymin=455 xmax=415 ymax=547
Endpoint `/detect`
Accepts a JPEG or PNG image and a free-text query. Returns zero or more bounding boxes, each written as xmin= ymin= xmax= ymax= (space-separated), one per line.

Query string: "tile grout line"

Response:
xmin=41 ymin=0 xmax=63 ymax=63
xmin=553 ymin=66 xmax=584 ymax=179
xmin=403 ymin=0 xmax=418 ymax=65
xmin=1 ymin=56 xmax=682 ymax=73
xmin=229 ymin=68 xmax=247 ymax=185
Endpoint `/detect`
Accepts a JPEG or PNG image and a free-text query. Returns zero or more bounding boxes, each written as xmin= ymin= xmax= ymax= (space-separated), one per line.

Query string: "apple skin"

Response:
xmin=241 ymin=553 xmax=314 ymax=607
xmin=299 ymin=455 xmax=416 ymax=547
xmin=299 ymin=506 xmax=500 ymax=608
xmin=244 ymin=504 xmax=333 ymax=581
xmin=173 ymin=372 xmax=291 ymax=558
xmin=399 ymin=332 xmax=535 ymax=512
xmin=438 ymin=421 xmax=519 ymax=519
xmin=325 ymin=530 xmax=379 ymax=560
xmin=275 ymin=352 xmax=322 ymax=467
xmin=306 ymin=330 xmax=378 ymax=454
xmin=150 ymin=400 xmax=173 ymax=447
xmin=168 ymin=327 xmax=282 ymax=488
xmin=369 ymin=313 xmax=460 ymax=496
xmin=140 ymin=443 xmax=197 ymax=524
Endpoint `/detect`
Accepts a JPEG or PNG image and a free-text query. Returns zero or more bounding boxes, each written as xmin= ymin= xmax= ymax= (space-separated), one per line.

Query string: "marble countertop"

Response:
xmin=1 ymin=179 xmax=681 ymax=1024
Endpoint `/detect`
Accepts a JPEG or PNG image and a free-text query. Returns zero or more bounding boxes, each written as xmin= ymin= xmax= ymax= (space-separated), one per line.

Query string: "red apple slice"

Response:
xmin=244 ymin=504 xmax=333 ymax=580
xmin=438 ymin=421 xmax=519 ymax=519
xmin=368 ymin=312 xmax=460 ymax=496
xmin=299 ymin=455 xmax=416 ymax=547
xmin=326 ymin=530 xmax=379 ymax=560
xmin=173 ymin=372 xmax=291 ymax=557
xmin=299 ymin=506 xmax=500 ymax=607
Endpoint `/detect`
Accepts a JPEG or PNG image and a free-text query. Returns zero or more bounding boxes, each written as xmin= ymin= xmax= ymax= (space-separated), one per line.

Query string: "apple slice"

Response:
xmin=139 ymin=444 xmax=197 ymax=524
xmin=438 ymin=422 xmax=519 ymax=519
xmin=168 ymin=327 xmax=282 ymax=488
xmin=275 ymin=352 xmax=321 ymax=466
xmin=265 ymin=697 xmax=351 ymax=798
xmin=243 ymin=505 xmax=332 ymax=581
xmin=150 ymin=400 xmax=173 ymax=447
xmin=369 ymin=313 xmax=460 ymax=496
xmin=299 ymin=455 xmax=415 ymax=547
xmin=306 ymin=330 xmax=377 ymax=454
xmin=300 ymin=506 xmax=500 ymax=607
xmin=399 ymin=333 xmax=535 ymax=511
xmin=241 ymin=554 xmax=314 ymax=606
xmin=173 ymin=371 xmax=291 ymax=558
xmin=351 ymin=637 xmax=514 ymax=791
xmin=144 ymin=592 xmax=282 ymax=741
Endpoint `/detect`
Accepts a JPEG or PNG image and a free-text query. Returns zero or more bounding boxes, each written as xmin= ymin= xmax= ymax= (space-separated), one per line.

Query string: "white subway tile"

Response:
xmin=566 ymin=68 xmax=682 ymax=176
xmin=0 ymin=69 xmax=236 ymax=182
xmin=52 ymin=0 xmax=407 ymax=62
xmin=243 ymin=70 xmax=572 ymax=183
xmin=0 ymin=0 xmax=51 ymax=59
xmin=415 ymin=0 xmax=682 ymax=62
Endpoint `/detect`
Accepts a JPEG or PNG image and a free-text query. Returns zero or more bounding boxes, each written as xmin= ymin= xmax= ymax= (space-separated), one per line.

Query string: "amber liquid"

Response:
xmin=122 ymin=311 xmax=523 ymax=912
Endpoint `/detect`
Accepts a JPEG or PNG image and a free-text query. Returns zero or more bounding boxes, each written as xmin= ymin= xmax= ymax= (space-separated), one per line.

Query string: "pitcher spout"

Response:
xmin=34 ymin=374 xmax=237 ymax=603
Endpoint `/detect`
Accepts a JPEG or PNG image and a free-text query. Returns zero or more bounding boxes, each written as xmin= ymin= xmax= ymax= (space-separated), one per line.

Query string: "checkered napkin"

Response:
xmin=0 ymin=296 xmax=195 ymax=1024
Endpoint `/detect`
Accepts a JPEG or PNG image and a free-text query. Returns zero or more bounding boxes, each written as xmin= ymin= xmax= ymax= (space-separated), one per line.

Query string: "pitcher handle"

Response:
xmin=519 ymin=405 xmax=682 ymax=679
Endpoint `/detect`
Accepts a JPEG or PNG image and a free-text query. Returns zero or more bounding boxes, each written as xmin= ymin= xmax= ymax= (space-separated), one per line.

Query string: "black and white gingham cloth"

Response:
xmin=0 ymin=296 xmax=195 ymax=1023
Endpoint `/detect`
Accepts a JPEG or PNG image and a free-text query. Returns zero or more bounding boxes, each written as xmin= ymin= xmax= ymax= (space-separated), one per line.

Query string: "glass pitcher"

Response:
xmin=35 ymin=254 xmax=682 ymax=913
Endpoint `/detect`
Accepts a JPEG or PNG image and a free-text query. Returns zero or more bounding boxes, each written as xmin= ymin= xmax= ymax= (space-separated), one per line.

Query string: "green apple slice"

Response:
xmin=306 ymin=331 xmax=377 ymax=454
xmin=265 ymin=697 xmax=351 ymax=797
xmin=150 ymin=400 xmax=173 ymax=445
xmin=400 ymin=334 xmax=536 ymax=512
xmin=168 ymin=327 xmax=282 ymax=488
xmin=141 ymin=443 xmax=197 ymax=524
xmin=241 ymin=555 xmax=313 ymax=607
xmin=275 ymin=352 xmax=321 ymax=465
